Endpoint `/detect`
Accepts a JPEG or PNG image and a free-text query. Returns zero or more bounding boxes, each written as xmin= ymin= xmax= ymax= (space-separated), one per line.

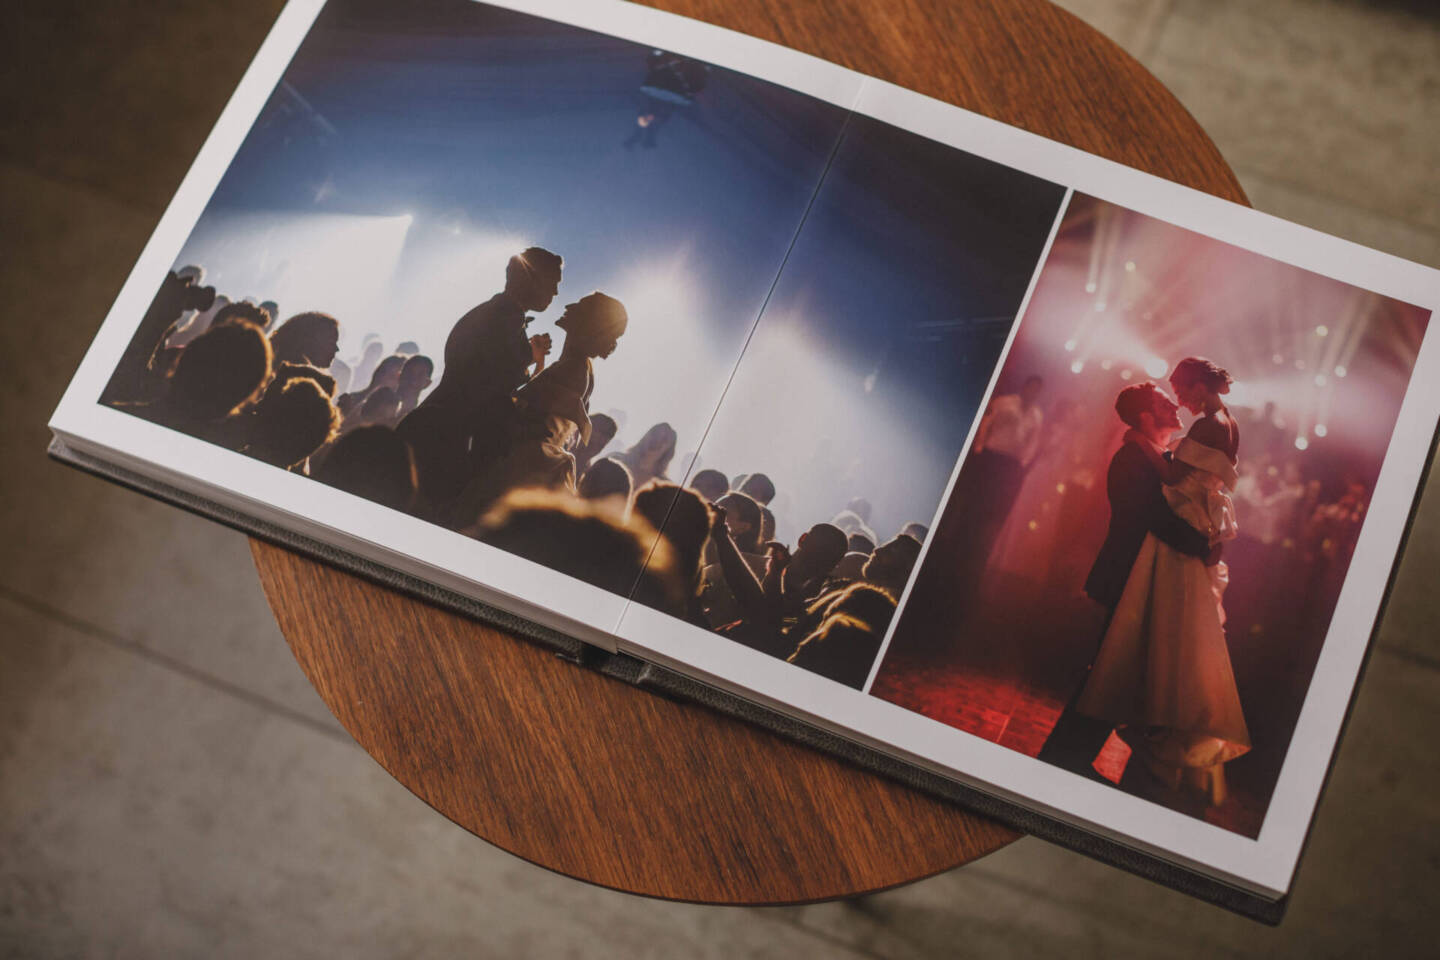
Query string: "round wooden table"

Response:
xmin=253 ymin=0 xmax=1247 ymax=904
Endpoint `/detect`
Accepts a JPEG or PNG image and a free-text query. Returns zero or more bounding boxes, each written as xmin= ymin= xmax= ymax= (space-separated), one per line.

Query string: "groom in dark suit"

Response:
xmin=1036 ymin=381 xmax=1216 ymax=780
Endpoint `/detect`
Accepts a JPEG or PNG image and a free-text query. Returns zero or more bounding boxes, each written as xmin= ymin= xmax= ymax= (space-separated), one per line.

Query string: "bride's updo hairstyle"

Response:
xmin=1169 ymin=356 xmax=1233 ymax=396
xmin=556 ymin=291 xmax=628 ymax=340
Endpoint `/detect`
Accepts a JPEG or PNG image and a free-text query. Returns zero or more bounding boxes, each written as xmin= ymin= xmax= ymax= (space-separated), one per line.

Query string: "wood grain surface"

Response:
xmin=254 ymin=0 xmax=1248 ymax=904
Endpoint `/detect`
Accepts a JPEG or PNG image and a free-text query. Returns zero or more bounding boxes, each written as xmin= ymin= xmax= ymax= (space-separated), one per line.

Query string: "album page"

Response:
xmin=618 ymin=74 xmax=1440 ymax=899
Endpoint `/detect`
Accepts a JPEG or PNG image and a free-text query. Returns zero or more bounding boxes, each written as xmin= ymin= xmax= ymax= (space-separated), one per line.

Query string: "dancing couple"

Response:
xmin=397 ymin=247 xmax=629 ymax=524
xmin=1038 ymin=357 xmax=1250 ymax=808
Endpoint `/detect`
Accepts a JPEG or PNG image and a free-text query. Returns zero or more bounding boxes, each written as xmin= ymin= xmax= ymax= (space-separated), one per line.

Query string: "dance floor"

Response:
xmin=871 ymin=572 xmax=1266 ymax=838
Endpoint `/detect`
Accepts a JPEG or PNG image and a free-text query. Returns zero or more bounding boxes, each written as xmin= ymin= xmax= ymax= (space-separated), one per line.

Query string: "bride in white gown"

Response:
xmin=1076 ymin=358 xmax=1250 ymax=806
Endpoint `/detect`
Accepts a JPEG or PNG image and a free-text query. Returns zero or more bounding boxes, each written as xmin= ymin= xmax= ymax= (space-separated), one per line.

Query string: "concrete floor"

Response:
xmin=3 ymin=0 xmax=1438 ymax=956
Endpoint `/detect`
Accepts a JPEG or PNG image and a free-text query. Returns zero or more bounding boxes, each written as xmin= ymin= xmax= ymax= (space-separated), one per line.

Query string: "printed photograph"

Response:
xmin=98 ymin=0 xmax=1065 ymax=679
xmin=869 ymin=192 xmax=1432 ymax=837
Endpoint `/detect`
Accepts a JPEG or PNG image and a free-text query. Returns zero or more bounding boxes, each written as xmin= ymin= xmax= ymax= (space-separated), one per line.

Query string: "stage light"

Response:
xmin=1094 ymin=302 xmax=1107 ymax=312
xmin=670 ymin=303 xmax=951 ymax=545
xmin=1315 ymin=424 xmax=1328 ymax=438
xmin=1294 ymin=359 xmax=1307 ymax=370
xmin=1315 ymin=374 xmax=1328 ymax=387
xmin=1334 ymin=365 xmax=1348 ymax=378
xmin=386 ymin=228 xmax=532 ymax=361
xmin=640 ymin=50 xmax=710 ymax=106
xmin=1056 ymin=483 xmax=1066 ymax=494
xmin=1144 ymin=356 xmax=1168 ymax=378
xmin=1295 ymin=436 xmax=1310 ymax=451
xmin=1027 ymin=520 xmax=1039 ymax=531
xmin=1125 ymin=261 xmax=1136 ymax=272
xmin=1120 ymin=369 xmax=1133 ymax=380
xmin=178 ymin=209 xmax=417 ymax=359
xmin=1272 ymin=353 xmax=1284 ymax=365
xmin=604 ymin=257 xmax=708 ymax=432
xmin=1071 ymin=359 xmax=1085 ymax=374
xmin=1064 ymin=338 xmax=1078 ymax=352
xmin=1100 ymin=359 xmax=1113 ymax=370
xmin=1085 ymin=282 xmax=1097 ymax=293
xmin=1316 ymin=325 xmax=1329 ymax=337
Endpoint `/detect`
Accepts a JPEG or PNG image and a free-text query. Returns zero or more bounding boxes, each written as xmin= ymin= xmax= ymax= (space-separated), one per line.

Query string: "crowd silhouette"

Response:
xmin=102 ymin=248 xmax=931 ymax=687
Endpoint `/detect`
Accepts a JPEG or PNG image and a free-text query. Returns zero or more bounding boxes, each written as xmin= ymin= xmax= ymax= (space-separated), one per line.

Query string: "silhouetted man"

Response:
xmin=398 ymin=247 xmax=562 ymax=511
xmin=1036 ymin=381 xmax=1216 ymax=780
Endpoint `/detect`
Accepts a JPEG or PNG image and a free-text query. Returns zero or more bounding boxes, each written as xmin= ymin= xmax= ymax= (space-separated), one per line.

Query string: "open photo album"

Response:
xmin=48 ymin=0 xmax=1440 ymax=922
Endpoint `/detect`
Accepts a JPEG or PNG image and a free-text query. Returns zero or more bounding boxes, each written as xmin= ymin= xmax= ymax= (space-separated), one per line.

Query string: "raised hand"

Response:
xmin=529 ymin=332 xmax=553 ymax=371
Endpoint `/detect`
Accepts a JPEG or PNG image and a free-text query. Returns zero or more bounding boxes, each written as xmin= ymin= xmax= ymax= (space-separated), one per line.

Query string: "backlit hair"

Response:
xmin=1170 ymin=356 xmax=1233 ymax=395
xmin=168 ymin=320 xmax=272 ymax=421
xmin=270 ymin=311 xmax=339 ymax=365
xmin=1114 ymin=381 xmax=1168 ymax=428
